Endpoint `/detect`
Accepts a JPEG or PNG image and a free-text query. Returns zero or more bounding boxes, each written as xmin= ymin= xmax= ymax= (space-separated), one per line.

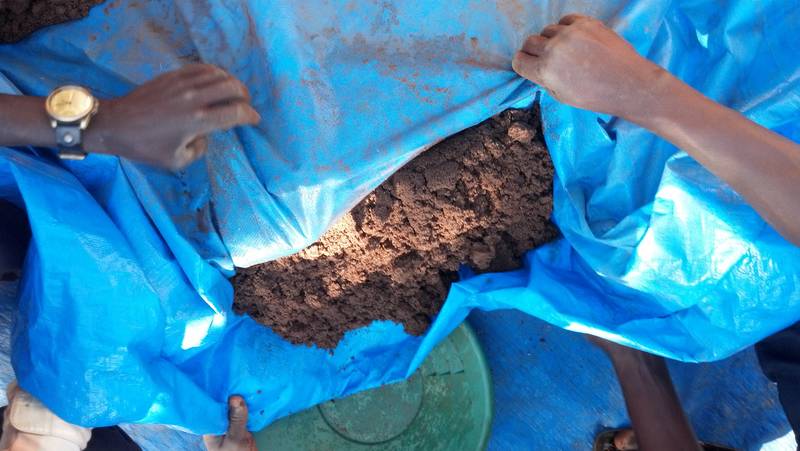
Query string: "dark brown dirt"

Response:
xmin=0 ymin=0 xmax=104 ymax=44
xmin=234 ymin=108 xmax=557 ymax=349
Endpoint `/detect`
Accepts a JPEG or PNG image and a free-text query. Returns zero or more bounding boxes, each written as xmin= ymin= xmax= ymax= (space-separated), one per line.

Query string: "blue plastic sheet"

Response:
xmin=0 ymin=0 xmax=798 ymax=434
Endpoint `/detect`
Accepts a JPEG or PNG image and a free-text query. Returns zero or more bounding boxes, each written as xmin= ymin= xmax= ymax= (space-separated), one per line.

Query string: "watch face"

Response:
xmin=46 ymin=86 xmax=95 ymax=122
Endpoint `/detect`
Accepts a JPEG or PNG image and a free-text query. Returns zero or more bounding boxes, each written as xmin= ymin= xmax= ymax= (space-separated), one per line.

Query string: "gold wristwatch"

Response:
xmin=45 ymin=86 xmax=99 ymax=160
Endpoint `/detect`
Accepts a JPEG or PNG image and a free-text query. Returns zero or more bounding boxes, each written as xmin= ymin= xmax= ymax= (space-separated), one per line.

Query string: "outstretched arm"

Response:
xmin=591 ymin=337 xmax=702 ymax=451
xmin=512 ymin=14 xmax=800 ymax=247
xmin=0 ymin=64 xmax=260 ymax=170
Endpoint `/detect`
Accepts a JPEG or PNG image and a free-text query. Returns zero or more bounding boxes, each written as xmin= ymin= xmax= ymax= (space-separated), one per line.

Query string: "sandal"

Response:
xmin=593 ymin=429 xmax=738 ymax=451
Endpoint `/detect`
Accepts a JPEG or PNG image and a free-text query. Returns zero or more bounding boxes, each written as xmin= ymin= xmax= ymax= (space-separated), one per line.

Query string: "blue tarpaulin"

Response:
xmin=0 ymin=281 xmax=794 ymax=450
xmin=0 ymin=0 xmax=798 ymax=434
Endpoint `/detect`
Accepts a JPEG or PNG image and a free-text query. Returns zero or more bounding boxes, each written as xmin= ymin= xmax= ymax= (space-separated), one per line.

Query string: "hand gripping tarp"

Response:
xmin=0 ymin=0 xmax=798 ymax=433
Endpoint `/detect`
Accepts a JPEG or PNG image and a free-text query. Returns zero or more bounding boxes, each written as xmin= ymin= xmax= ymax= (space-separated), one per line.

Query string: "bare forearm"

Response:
xmin=0 ymin=64 xmax=260 ymax=169
xmin=0 ymin=94 xmax=113 ymax=153
xmin=513 ymin=15 xmax=800 ymax=247
xmin=630 ymin=73 xmax=800 ymax=246
xmin=610 ymin=350 xmax=702 ymax=451
xmin=0 ymin=95 xmax=54 ymax=148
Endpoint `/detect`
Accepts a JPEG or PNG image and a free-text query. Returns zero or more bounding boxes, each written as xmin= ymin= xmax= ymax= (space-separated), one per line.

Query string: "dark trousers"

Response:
xmin=0 ymin=200 xmax=28 ymax=282
xmin=756 ymin=322 xmax=800 ymax=449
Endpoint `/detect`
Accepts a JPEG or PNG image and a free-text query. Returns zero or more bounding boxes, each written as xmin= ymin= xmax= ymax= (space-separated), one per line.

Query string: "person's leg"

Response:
xmin=756 ymin=323 xmax=800 ymax=447
xmin=592 ymin=337 xmax=703 ymax=451
xmin=0 ymin=199 xmax=29 ymax=281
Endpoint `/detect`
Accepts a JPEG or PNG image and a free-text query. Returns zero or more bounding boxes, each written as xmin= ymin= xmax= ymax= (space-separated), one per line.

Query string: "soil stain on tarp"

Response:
xmin=0 ymin=0 xmax=104 ymax=43
xmin=234 ymin=108 xmax=558 ymax=349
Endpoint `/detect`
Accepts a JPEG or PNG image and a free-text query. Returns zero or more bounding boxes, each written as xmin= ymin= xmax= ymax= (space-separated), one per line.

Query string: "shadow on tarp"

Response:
xmin=0 ymin=282 xmax=793 ymax=450
xmin=469 ymin=310 xmax=796 ymax=451
xmin=0 ymin=0 xmax=798 ymax=435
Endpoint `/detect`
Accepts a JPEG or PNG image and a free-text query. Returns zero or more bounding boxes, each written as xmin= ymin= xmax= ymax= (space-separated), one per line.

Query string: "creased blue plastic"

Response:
xmin=0 ymin=0 xmax=798 ymax=434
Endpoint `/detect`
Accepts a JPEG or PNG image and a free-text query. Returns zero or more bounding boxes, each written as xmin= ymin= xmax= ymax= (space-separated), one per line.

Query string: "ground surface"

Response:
xmin=0 ymin=0 xmax=104 ymax=43
xmin=234 ymin=108 xmax=558 ymax=348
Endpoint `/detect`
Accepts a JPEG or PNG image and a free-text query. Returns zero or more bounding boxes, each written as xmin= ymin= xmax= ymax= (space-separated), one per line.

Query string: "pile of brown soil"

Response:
xmin=234 ymin=108 xmax=557 ymax=349
xmin=0 ymin=0 xmax=104 ymax=44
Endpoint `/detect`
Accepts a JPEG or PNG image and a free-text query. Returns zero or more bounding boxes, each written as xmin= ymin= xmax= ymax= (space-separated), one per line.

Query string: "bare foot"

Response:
xmin=613 ymin=429 xmax=638 ymax=450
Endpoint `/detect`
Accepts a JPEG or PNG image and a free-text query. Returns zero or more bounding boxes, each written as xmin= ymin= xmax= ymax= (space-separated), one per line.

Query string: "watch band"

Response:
xmin=57 ymin=148 xmax=88 ymax=160
xmin=55 ymin=124 xmax=88 ymax=160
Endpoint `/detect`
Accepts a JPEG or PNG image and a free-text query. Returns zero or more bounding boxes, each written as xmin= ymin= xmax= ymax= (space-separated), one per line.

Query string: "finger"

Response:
xmin=202 ymin=435 xmax=222 ymax=449
xmin=185 ymin=135 xmax=208 ymax=159
xmin=541 ymin=24 xmax=566 ymax=38
xmin=154 ymin=63 xmax=218 ymax=83
xmin=558 ymin=13 xmax=589 ymax=25
xmin=167 ymin=136 xmax=208 ymax=170
xmin=178 ymin=63 xmax=228 ymax=78
xmin=511 ymin=51 xmax=544 ymax=84
xmin=521 ymin=35 xmax=548 ymax=56
xmin=191 ymin=77 xmax=252 ymax=106
xmin=188 ymin=70 xmax=232 ymax=91
xmin=196 ymin=101 xmax=261 ymax=134
xmin=225 ymin=395 xmax=250 ymax=443
xmin=170 ymin=148 xmax=201 ymax=171
xmin=170 ymin=65 xmax=231 ymax=94
xmin=183 ymin=65 xmax=232 ymax=89
xmin=150 ymin=64 xmax=228 ymax=92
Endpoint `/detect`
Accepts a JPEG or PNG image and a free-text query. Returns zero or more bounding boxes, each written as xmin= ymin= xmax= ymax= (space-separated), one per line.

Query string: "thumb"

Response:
xmin=512 ymin=51 xmax=545 ymax=85
xmin=226 ymin=395 xmax=250 ymax=443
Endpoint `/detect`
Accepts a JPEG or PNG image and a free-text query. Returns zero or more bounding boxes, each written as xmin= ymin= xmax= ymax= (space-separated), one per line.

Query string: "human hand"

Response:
xmin=203 ymin=396 xmax=257 ymax=451
xmin=512 ymin=14 xmax=671 ymax=121
xmin=86 ymin=64 xmax=260 ymax=170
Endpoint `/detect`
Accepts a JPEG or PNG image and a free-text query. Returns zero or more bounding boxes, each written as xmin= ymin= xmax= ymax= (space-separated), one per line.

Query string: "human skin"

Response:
xmin=0 ymin=63 xmax=260 ymax=170
xmin=203 ymin=396 xmax=257 ymax=451
xmin=511 ymin=14 xmax=800 ymax=450
xmin=590 ymin=336 xmax=702 ymax=451
xmin=0 ymin=62 xmax=261 ymax=449
xmin=512 ymin=14 xmax=800 ymax=247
